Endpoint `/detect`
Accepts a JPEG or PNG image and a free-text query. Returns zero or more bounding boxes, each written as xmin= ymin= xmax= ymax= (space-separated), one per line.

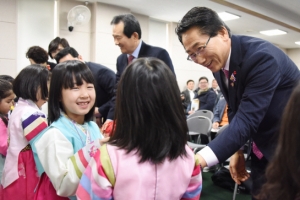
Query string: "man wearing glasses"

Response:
xmin=176 ymin=7 xmax=300 ymax=198
xmin=190 ymin=76 xmax=216 ymax=113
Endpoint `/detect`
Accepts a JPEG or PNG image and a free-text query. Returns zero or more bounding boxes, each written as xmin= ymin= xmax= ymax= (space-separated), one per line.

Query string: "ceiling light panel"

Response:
xmin=218 ymin=12 xmax=240 ymax=21
xmin=260 ymin=29 xmax=287 ymax=36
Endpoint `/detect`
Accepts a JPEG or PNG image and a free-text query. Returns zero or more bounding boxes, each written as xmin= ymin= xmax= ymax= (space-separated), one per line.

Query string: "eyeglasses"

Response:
xmin=187 ymin=36 xmax=211 ymax=62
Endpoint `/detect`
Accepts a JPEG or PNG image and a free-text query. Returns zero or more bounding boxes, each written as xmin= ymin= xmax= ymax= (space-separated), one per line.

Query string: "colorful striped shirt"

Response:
xmin=33 ymin=115 xmax=103 ymax=199
xmin=76 ymin=144 xmax=202 ymax=200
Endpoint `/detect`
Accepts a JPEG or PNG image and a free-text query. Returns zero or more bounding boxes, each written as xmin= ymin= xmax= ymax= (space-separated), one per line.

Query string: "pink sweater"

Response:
xmin=77 ymin=144 xmax=202 ymax=200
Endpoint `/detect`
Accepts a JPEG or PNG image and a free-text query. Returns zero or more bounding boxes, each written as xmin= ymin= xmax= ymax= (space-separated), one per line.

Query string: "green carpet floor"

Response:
xmin=200 ymin=171 xmax=251 ymax=200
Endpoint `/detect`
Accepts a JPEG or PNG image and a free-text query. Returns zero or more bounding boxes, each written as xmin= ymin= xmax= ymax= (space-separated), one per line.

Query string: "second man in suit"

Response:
xmin=103 ymin=14 xmax=175 ymax=132
xmin=176 ymin=6 xmax=300 ymax=198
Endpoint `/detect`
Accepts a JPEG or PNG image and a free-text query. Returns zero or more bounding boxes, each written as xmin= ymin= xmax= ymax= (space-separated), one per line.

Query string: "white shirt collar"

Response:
xmin=223 ymin=48 xmax=231 ymax=71
xmin=128 ymin=40 xmax=142 ymax=59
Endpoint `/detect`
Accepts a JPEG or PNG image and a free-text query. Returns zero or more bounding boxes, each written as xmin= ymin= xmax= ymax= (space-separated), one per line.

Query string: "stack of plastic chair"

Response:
xmin=187 ymin=116 xmax=212 ymax=153
xmin=187 ymin=109 xmax=214 ymax=121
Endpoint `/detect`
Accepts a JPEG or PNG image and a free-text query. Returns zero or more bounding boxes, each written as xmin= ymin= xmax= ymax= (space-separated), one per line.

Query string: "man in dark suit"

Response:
xmin=176 ymin=7 xmax=300 ymax=198
xmin=193 ymin=76 xmax=217 ymax=113
xmin=181 ymin=79 xmax=195 ymax=114
xmin=55 ymin=47 xmax=115 ymax=123
xmin=103 ymin=14 xmax=175 ymax=131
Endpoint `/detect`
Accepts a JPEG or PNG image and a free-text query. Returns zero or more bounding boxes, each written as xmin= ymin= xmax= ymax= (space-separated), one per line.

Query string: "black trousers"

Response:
xmin=250 ymin=152 xmax=268 ymax=200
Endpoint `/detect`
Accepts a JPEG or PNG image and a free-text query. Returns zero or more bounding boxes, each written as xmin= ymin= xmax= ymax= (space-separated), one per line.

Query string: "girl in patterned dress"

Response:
xmin=31 ymin=60 xmax=104 ymax=200
xmin=1 ymin=65 xmax=50 ymax=200
xmin=77 ymin=58 xmax=202 ymax=200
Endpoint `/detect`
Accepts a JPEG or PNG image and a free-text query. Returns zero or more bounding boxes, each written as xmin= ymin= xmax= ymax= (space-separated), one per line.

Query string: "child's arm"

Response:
xmin=34 ymin=128 xmax=102 ymax=197
xmin=21 ymin=110 xmax=47 ymax=142
xmin=76 ymin=145 xmax=114 ymax=200
xmin=0 ymin=118 xmax=8 ymax=156
xmin=181 ymin=155 xmax=202 ymax=200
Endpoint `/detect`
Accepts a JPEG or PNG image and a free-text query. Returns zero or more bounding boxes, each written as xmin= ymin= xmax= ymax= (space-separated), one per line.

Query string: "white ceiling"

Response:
xmin=78 ymin=0 xmax=300 ymax=49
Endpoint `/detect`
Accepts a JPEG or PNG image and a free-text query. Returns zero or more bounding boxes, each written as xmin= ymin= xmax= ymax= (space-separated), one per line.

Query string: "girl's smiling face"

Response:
xmin=61 ymin=80 xmax=95 ymax=124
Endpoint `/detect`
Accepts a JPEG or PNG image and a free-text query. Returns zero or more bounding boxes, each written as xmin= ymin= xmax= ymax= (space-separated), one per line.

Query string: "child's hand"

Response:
xmin=100 ymin=137 xmax=110 ymax=146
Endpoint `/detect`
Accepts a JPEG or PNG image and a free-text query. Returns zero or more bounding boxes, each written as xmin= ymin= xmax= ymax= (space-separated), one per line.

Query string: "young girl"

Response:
xmin=77 ymin=58 xmax=202 ymax=200
xmin=30 ymin=60 xmax=104 ymax=200
xmin=0 ymin=80 xmax=15 ymax=181
xmin=1 ymin=65 xmax=50 ymax=200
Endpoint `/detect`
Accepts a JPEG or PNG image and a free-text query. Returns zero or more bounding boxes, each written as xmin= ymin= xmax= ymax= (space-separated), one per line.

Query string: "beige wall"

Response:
xmin=287 ymin=48 xmax=300 ymax=68
xmin=0 ymin=0 xmax=17 ymax=77
xmin=17 ymin=0 xmax=55 ymax=73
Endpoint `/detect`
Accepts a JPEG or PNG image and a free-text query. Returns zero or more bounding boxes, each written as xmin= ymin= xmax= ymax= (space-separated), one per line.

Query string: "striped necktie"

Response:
xmin=223 ymin=69 xmax=229 ymax=79
xmin=128 ymin=55 xmax=135 ymax=64
xmin=252 ymin=142 xmax=263 ymax=159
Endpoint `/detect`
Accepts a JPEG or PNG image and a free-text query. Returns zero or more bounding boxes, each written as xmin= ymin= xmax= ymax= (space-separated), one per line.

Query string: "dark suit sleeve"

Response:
xmin=97 ymin=67 xmax=116 ymax=116
xmin=208 ymin=53 xmax=282 ymax=163
xmin=107 ymin=57 xmax=122 ymax=120
xmin=157 ymin=49 xmax=175 ymax=75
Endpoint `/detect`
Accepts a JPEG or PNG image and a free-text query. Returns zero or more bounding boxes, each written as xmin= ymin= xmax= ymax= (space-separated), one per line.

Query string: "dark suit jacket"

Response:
xmin=182 ymin=89 xmax=193 ymax=104
xmin=107 ymin=41 xmax=175 ymax=120
xmin=195 ymin=89 xmax=217 ymax=112
xmin=208 ymin=35 xmax=300 ymax=163
xmin=85 ymin=62 xmax=115 ymax=121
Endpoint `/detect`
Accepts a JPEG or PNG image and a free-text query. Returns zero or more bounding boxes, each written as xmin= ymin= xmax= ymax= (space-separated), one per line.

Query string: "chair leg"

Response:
xmin=233 ymin=182 xmax=238 ymax=200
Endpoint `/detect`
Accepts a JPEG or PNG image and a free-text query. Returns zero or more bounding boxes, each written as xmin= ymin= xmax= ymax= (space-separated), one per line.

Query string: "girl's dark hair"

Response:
xmin=256 ymin=81 xmax=300 ymax=200
xmin=48 ymin=60 xmax=95 ymax=124
xmin=109 ymin=57 xmax=188 ymax=164
xmin=0 ymin=79 xmax=13 ymax=126
xmin=175 ymin=7 xmax=231 ymax=44
xmin=13 ymin=64 xmax=50 ymax=102
xmin=0 ymin=75 xmax=14 ymax=84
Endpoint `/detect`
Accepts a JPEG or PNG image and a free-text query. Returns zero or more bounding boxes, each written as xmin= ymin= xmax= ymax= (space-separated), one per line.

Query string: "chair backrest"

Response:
xmin=187 ymin=109 xmax=214 ymax=121
xmin=187 ymin=116 xmax=212 ymax=137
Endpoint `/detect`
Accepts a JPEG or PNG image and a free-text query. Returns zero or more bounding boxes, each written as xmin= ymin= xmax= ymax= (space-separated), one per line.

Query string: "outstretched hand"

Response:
xmin=229 ymin=150 xmax=250 ymax=185
xmin=100 ymin=137 xmax=110 ymax=146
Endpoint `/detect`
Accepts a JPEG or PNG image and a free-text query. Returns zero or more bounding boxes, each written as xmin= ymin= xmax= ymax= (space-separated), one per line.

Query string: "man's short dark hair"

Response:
xmin=175 ymin=7 xmax=231 ymax=44
xmin=186 ymin=79 xmax=194 ymax=85
xmin=26 ymin=46 xmax=48 ymax=64
xmin=111 ymin=14 xmax=142 ymax=39
xmin=55 ymin=47 xmax=79 ymax=63
xmin=199 ymin=76 xmax=208 ymax=83
xmin=48 ymin=37 xmax=70 ymax=59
